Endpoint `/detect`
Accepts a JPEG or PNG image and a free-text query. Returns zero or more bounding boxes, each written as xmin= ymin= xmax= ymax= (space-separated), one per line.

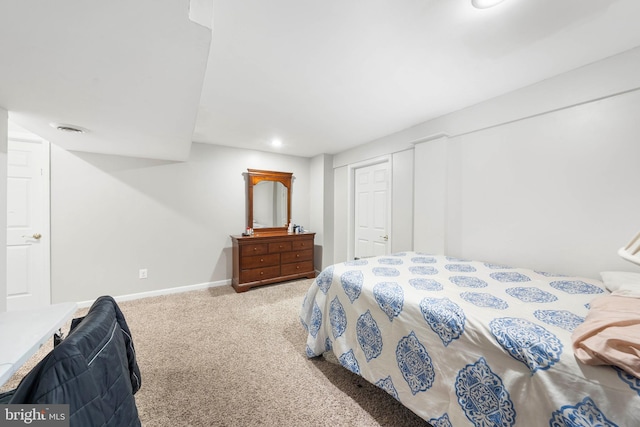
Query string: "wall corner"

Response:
xmin=0 ymin=109 xmax=8 ymax=312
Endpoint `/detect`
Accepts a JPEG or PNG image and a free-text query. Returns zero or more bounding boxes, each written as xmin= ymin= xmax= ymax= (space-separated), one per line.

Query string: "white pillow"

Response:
xmin=600 ymin=271 xmax=640 ymax=292
xmin=611 ymin=284 xmax=640 ymax=298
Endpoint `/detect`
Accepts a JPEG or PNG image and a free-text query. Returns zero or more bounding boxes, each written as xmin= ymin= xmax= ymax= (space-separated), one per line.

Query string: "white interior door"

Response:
xmin=354 ymin=161 xmax=390 ymax=259
xmin=7 ymin=138 xmax=50 ymax=311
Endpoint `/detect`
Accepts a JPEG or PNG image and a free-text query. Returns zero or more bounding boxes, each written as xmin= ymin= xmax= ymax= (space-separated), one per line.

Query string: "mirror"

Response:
xmin=247 ymin=169 xmax=292 ymax=233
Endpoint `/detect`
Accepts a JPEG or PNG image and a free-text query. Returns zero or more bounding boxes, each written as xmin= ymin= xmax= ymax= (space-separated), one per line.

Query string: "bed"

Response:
xmin=299 ymin=252 xmax=640 ymax=426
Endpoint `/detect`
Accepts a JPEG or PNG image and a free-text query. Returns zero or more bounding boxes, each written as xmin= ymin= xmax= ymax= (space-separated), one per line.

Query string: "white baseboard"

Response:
xmin=76 ymin=279 xmax=231 ymax=308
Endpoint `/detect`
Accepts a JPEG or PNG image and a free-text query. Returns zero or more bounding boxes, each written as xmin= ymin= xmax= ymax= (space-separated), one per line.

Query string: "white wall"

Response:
xmin=414 ymin=136 xmax=447 ymax=254
xmin=50 ymin=143 xmax=311 ymax=303
xmin=333 ymin=166 xmax=349 ymax=263
xmin=443 ymin=89 xmax=640 ymax=278
xmin=391 ymin=149 xmax=414 ymax=253
xmin=309 ymin=154 xmax=334 ymax=270
xmin=0 ymin=109 xmax=7 ymax=311
xmin=337 ymin=47 xmax=640 ymax=279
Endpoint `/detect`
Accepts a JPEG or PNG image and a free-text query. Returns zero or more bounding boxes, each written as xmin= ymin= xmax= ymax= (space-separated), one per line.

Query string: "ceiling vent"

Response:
xmin=50 ymin=123 xmax=86 ymax=134
xmin=472 ymin=0 xmax=506 ymax=8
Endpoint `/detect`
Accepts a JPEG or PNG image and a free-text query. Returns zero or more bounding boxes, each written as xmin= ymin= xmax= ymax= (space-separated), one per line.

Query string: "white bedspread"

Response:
xmin=300 ymin=252 xmax=640 ymax=427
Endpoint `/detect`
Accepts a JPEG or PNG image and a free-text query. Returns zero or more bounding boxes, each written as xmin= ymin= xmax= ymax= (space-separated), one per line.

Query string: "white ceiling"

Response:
xmin=0 ymin=0 xmax=211 ymax=160
xmin=2 ymin=0 xmax=640 ymax=160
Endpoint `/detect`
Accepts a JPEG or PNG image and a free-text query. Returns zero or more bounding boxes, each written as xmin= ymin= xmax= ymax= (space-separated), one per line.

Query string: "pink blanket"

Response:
xmin=572 ymin=294 xmax=640 ymax=379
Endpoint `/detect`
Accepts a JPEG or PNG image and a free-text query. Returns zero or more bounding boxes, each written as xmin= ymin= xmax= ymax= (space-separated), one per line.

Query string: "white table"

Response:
xmin=0 ymin=302 xmax=78 ymax=387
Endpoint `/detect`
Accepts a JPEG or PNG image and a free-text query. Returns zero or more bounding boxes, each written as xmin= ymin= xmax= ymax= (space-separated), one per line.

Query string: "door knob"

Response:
xmin=380 ymin=235 xmax=389 ymax=241
xmin=23 ymin=233 xmax=42 ymax=240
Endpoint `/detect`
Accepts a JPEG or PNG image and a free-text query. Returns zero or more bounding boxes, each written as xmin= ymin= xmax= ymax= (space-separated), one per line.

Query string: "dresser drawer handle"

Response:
xmin=296 ymin=266 xmax=300 ymax=270
xmin=296 ymin=254 xmax=300 ymax=258
xmin=260 ymin=258 xmax=264 ymax=262
xmin=253 ymin=247 xmax=258 ymax=251
xmin=260 ymin=271 xmax=264 ymax=275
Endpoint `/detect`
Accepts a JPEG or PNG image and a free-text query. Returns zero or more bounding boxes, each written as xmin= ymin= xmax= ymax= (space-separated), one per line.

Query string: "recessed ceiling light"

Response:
xmin=50 ymin=123 xmax=87 ymax=134
xmin=271 ymin=139 xmax=282 ymax=147
xmin=472 ymin=0 xmax=506 ymax=8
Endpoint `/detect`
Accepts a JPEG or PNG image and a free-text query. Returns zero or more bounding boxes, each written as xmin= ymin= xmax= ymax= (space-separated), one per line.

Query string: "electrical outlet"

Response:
xmin=139 ymin=268 xmax=148 ymax=279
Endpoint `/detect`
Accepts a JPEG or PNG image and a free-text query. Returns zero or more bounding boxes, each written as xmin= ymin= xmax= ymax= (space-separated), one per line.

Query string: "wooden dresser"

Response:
xmin=231 ymin=232 xmax=316 ymax=292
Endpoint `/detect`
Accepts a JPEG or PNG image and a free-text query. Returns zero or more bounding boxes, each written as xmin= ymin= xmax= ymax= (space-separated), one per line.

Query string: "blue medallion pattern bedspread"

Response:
xmin=299 ymin=253 xmax=640 ymax=427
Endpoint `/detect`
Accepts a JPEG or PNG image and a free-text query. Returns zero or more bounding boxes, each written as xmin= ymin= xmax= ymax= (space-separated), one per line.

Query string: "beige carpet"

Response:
xmin=2 ymin=279 xmax=429 ymax=426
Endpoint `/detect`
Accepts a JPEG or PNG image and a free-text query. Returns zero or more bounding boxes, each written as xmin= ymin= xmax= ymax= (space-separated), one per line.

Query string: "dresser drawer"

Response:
xmin=268 ymin=241 xmax=292 ymax=253
xmin=231 ymin=232 xmax=316 ymax=292
xmin=291 ymin=238 xmax=313 ymax=251
xmin=281 ymin=261 xmax=314 ymax=276
xmin=241 ymin=243 xmax=269 ymax=256
xmin=281 ymin=249 xmax=313 ymax=264
xmin=242 ymin=253 xmax=280 ymax=269
xmin=240 ymin=266 xmax=280 ymax=282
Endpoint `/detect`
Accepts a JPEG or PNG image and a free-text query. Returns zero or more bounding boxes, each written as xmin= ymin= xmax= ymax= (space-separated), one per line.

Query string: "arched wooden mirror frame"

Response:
xmin=247 ymin=169 xmax=292 ymax=233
